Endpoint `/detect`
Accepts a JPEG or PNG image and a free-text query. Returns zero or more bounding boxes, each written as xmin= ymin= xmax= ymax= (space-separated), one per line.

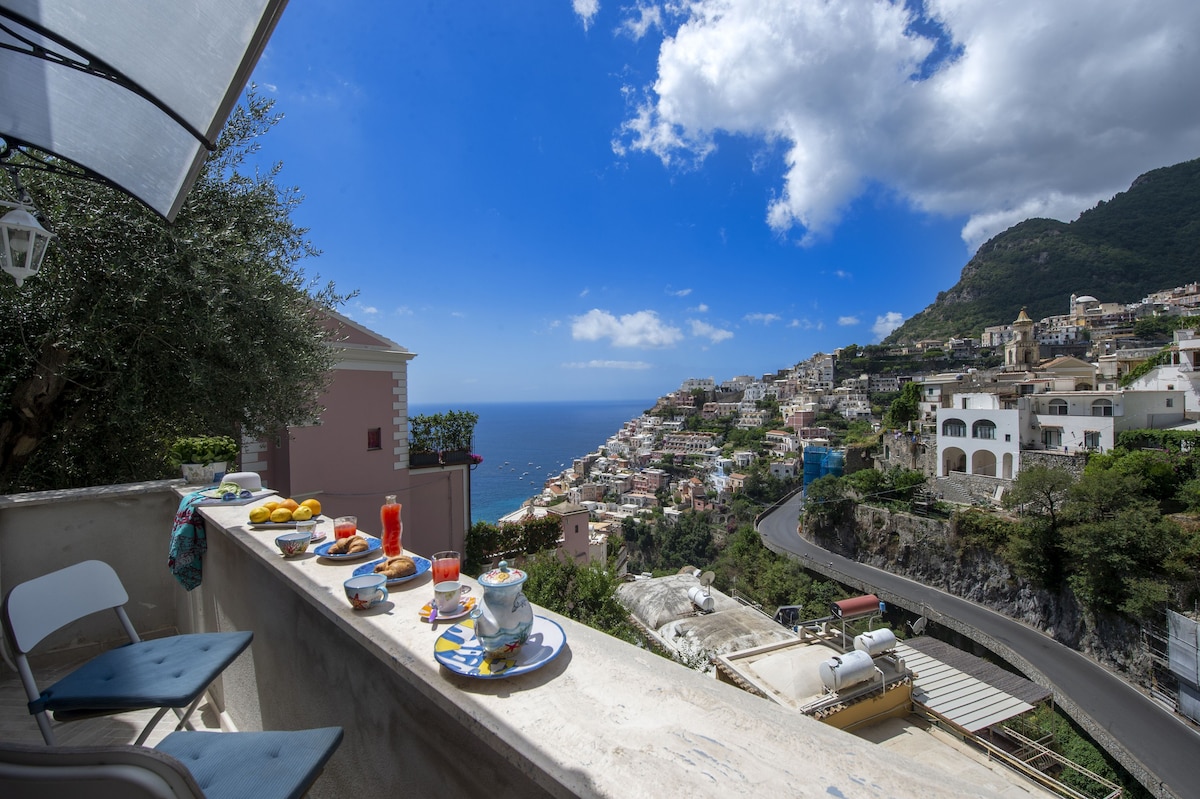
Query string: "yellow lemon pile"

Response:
xmin=249 ymin=497 xmax=322 ymax=524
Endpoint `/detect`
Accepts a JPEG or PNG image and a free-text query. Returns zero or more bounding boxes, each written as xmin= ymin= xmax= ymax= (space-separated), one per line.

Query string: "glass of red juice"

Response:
xmin=431 ymin=551 xmax=460 ymax=583
xmin=333 ymin=516 xmax=357 ymax=540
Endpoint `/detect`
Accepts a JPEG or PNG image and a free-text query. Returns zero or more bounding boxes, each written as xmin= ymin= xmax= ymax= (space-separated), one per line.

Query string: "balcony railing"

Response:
xmin=0 ymin=481 xmax=1015 ymax=799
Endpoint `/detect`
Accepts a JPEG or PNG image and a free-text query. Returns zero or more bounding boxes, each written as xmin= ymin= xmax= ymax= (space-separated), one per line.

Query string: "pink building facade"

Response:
xmin=247 ymin=312 xmax=470 ymax=557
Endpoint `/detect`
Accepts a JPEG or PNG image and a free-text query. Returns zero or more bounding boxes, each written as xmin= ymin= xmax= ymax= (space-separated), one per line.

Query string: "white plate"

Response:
xmin=313 ymin=535 xmax=382 ymax=561
xmin=434 ymin=616 xmax=565 ymax=679
xmin=196 ymin=488 xmax=277 ymax=507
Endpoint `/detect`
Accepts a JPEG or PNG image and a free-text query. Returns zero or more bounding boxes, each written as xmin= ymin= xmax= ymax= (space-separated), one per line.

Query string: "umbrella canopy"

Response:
xmin=0 ymin=0 xmax=289 ymax=220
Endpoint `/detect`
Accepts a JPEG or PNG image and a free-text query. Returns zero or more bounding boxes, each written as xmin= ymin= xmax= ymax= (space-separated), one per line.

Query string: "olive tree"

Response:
xmin=0 ymin=91 xmax=348 ymax=491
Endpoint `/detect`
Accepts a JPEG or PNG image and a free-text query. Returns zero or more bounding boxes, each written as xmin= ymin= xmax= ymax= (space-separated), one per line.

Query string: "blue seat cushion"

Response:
xmin=156 ymin=727 xmax=343 ymax=799
xmin=31 ymin=631 xmax=253 ymax=715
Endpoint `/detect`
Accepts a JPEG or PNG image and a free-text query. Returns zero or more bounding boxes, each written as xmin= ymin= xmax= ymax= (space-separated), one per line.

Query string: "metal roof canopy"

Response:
xmin=0 ymin=0 xmax=289 ymax=221
xmin=898 ymin=641 xmax=1042 ymax=733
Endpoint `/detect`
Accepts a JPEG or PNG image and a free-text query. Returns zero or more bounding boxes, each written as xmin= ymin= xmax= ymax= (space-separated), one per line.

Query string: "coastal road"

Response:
xmin=757 ymin=492 xmax=1200 ymax=799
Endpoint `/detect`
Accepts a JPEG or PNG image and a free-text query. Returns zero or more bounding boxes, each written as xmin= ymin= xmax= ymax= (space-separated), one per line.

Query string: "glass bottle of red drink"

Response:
xmin=381 ymin=494 xmax=403 ymax=557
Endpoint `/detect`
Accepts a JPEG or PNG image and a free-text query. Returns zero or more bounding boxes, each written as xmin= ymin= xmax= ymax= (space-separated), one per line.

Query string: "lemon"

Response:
xmin=270 ymin=507 xmax=293 ymax=523
xmin=300 ymin=498 xmax=322 ymax=515
xmin=290 ymin=505 xmax=313 ymax=521
xmin=248 ymin=506 xmax=271 ymax=524
xmin=263 ymin=501 xmax=281 ymax=513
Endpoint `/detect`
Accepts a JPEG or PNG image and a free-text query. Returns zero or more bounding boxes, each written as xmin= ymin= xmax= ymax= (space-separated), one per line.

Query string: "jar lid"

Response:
xmin=479 ymin=560 xmax=526 ymax=587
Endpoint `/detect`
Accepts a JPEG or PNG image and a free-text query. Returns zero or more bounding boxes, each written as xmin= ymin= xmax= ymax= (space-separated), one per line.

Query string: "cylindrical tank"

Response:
xmin=854 ymin=628 xmax=897 ymax=657
xmin=818 ymin=650 xmax=876 ymax=692
xmin=830 ymin=594 xmax=881 ymax=619
xmin=688 ymin=585 xmax=715 ymax=612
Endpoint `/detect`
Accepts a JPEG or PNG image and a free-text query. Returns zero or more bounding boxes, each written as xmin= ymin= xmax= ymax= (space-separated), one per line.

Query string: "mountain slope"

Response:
xmin=886 ymin=158 xmax=1200 ymax=344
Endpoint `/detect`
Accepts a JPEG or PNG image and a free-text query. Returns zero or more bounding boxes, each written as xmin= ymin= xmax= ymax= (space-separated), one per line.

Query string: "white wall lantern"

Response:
xmin=0 ymin=201 xmax=53 ymax=287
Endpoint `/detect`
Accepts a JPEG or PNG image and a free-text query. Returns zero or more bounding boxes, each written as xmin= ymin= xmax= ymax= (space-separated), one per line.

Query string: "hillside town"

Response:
xmin=506 ymin=281 xmax=1200 ymax=562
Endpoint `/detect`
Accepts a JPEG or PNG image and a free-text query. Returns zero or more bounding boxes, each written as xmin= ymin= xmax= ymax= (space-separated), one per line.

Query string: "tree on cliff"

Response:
xmin=0 ymin=91 xmax=347 ymax=492
xmin=882 ymin=381 xmax=922 ymax=429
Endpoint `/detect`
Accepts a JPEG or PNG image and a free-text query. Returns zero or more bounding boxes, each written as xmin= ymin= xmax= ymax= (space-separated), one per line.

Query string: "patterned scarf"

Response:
xmin=169 ymin=490 xmax=209 ymax=590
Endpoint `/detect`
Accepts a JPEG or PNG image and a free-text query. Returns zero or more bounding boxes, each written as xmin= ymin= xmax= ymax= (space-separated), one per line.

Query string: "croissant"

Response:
xmin=330 ymin=535 xmax=368 ymax=555
xmin=374 ymin=555 xmax=416 ymax=579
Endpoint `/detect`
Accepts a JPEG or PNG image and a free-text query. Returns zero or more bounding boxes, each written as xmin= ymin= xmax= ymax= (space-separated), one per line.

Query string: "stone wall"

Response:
xmin=875 ymin=431 xmax=938 ymax=476
xmin=1021 ymin=448 xmax=1089 ymax=478
xmin=936 ymin=472 xmax=1010 ymax=506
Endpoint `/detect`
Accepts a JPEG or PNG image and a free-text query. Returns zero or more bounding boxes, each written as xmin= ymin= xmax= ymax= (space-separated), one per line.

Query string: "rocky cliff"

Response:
xmin=812 ymin=503 xmax=1148 ymax=679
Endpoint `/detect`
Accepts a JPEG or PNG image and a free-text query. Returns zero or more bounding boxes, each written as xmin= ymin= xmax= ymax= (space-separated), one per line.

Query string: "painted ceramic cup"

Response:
xmin=344 ymin=574 xmax=389 ymax=610
xmin=470 ymin=561 xmax=533 ymax=657
xmin=275 ymin=530 xmax=311 ymax=557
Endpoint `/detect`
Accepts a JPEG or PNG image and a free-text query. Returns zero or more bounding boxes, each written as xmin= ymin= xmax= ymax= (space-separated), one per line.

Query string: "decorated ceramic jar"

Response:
xmin=470 ymin=560 xmax=533 ymax=657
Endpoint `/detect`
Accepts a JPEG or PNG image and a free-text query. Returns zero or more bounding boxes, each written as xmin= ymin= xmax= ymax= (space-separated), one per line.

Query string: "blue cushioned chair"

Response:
xmin=1 ymin=560 xmax=253 ymax=746
xmin=0 ymin=727 xmax=344 ymax=799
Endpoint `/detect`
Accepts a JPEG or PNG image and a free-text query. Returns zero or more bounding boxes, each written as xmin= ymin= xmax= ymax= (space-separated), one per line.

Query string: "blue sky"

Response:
xmin=248 ymin=1 xmax=1200 ymax=404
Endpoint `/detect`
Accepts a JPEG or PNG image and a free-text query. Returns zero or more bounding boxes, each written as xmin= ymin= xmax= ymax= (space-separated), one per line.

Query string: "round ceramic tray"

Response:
xmin=434 ymin=616 xmax=565 ymax=679
xmin=352 ymin=554 xmax=431 ymax=585
xmin=313 ymin=534 xmax=382 ymax=561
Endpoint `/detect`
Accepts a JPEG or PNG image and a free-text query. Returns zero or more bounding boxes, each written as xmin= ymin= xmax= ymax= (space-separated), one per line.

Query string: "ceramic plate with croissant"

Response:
xmin=352 ymin=553 xmax=431 ymax=585
xmin=314 ymin=534 xmax=382 ymax=561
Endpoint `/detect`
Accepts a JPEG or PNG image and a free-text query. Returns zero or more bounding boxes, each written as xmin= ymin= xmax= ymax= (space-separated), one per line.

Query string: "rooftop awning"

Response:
xmin=0 ymin=0 xmax=288 ymax=220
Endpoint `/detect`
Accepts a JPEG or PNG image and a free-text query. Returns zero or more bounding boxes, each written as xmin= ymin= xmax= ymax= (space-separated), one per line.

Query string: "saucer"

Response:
xmin=420 ymin=596 xmax=476 ymax=622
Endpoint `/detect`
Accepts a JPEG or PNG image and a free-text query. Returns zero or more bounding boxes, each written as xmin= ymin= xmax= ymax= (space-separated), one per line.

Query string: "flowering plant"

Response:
xmin=469 ymin=453 xmax=484 ymax=465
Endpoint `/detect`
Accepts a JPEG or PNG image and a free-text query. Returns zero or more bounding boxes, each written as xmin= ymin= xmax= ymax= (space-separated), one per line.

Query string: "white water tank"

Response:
xmin=818 ymin=649 xmax=876 ymax=692
xmin=688 ymin=586 xmax=715 ymax=612
xmin=854 ymin=628 xmax=897 ymax=657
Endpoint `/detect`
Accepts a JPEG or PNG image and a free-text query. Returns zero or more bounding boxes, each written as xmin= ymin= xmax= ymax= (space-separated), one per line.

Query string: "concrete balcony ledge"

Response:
xmin=1 ymin=483 xmax=1010 ymax=798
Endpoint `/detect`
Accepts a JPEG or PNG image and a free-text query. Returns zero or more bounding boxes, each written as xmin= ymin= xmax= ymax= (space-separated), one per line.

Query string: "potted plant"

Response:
xmin=169 ymin=435 xmax=240 ymax=484
xmin=408 ymin=414 xmax=442 ymax=466
xmin=437 ymin=410 xmax=478 ymax=464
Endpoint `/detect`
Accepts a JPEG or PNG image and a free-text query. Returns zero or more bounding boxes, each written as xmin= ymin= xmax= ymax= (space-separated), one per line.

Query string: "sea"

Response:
xmin=409 ymin=399 xmax=652 ymax=524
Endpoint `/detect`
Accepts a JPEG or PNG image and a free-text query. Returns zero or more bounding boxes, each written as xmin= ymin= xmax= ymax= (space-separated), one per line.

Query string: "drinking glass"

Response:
xmin=334 ymin=515 xmax=357 ymax=540
xmin=431 ymin=550 xmax=460 ymax=583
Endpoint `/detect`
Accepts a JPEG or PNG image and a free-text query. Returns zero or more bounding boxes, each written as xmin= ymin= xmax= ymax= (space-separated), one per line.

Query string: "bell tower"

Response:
xmin=1004 ymin=308 xmax=1039 ymax=371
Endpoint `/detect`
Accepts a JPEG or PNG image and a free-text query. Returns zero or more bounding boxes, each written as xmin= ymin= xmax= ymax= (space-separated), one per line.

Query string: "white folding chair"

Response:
xmin=1 ymin=560 xmax=253 ymax=746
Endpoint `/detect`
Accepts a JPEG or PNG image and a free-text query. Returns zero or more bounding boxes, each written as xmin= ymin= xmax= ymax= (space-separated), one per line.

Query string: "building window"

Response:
xmin=1083 ymin=430 xmax=1101 ymax=449
xmin=367 ymin=428 xmax=382 ymax=451
xmin=1005 ymin=434 xmax=1011 ymax=442
xmin=972 ymin=420 xmax=997 ymax=440
xmin=1091 ymin=398 xmax=1114 ymax=417
xmin=942 ymin=418 xmax=966 ymax=437
xmin=1166 ymin=398 xmax=1174 ymax=407
xmin=1042 ymin=428 xmax=1063 ymax=448
xmin=1048 ymin=399 xmax=1068 ymax=416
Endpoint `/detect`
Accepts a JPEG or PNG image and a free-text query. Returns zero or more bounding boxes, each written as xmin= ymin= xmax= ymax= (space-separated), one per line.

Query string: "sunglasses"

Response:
xmin=221 ymin=489 xmax=254 ymax=501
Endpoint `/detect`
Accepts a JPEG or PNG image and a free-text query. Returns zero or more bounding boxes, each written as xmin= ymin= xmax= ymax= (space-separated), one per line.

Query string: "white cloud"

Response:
xmin=838 ymin=316 xmax=860 ymax=326
xmin=573 ymin=0 xmax=600 ymax=30
xmin=355 ymin=302 xmax=379 ymax=316
xmin=393 ymin=305 xmax=413 ymax=316
xmin=834 ymin=270 xmax=851 ymax=279
xmin=563 ymin=360 xmax=652 ymax=370
xmin=871 ymin=311 xmax=904 ymax=341
xmin=744 ymin=312 xmax=781 ymax=325
xmin=571 ymin=308 xmax=683 ymax=347
xmin=668 ymin=287 xmax=693 ymax=297
xmin=689 ymin=319 xmax=733 ymax=343
xmin=617 ymin=0 xmax=1200 ymax=249
xmin=788 ymin=318 xmax=824 ymax=330
xmin=690 ymin=303 xmax=709 ymax=313
xmin=618 ymin=3 xmax=663 ymax=40
xmin=580 ymin=288 xmax=590 ymax=297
